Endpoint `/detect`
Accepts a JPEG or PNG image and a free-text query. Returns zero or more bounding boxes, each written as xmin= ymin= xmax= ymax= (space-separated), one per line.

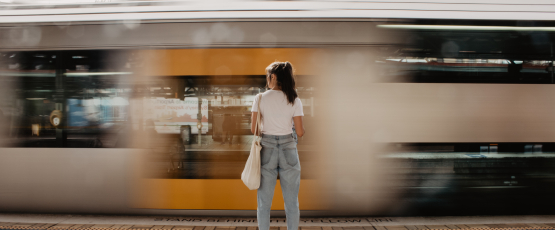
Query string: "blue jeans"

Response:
xmin=257 ymin=133 xmax=300 ymax=230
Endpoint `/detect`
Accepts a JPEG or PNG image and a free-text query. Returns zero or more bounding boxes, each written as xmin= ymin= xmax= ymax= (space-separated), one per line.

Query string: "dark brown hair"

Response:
xmin=265 ymin=61 xmax=298 ymax=105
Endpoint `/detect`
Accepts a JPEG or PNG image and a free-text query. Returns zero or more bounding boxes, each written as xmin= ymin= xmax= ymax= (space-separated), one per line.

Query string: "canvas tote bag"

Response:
xmin=241 ymin=93 xmax=263 ymax=190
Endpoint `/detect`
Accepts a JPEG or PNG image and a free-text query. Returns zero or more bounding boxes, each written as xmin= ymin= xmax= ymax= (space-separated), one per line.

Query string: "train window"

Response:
xmin=377 ymin=21 xmax=555 ymax=84
xmin=138 ymin=75 xmax=317 ymax=179
xmin=0 ymin=50 xmax=133 ymax=148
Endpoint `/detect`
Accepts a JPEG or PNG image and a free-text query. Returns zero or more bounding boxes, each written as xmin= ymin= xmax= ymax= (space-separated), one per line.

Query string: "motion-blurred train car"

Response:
xmin=1 ymin=0 xmax=555 ymax=216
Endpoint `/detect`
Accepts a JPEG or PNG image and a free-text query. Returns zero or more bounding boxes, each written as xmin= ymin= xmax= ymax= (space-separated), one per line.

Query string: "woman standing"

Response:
xmin=251 ymin=61 xmax=305 ymax=230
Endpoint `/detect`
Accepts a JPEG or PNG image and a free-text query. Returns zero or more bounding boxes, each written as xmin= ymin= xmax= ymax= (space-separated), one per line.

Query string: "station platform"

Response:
xmin=1 ymin=215 xmax=555 ymax=230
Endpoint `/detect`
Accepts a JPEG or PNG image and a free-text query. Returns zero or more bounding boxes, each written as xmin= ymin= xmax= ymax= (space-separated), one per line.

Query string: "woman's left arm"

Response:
xmin=293 ymin=116 xmax=305 ymax=137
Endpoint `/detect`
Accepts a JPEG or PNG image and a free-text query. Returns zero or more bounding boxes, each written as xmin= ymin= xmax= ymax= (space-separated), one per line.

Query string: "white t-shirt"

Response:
xmin=251 ymin=90 xmax=304 ymax=135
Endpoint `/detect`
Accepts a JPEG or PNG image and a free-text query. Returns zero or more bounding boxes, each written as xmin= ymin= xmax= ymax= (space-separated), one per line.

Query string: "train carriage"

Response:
xmin=1 ymin=0 xmax=555 ymax=216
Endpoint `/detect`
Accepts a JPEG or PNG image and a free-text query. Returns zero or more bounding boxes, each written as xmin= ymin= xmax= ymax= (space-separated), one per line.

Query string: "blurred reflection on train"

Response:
xmin=2 ymin=0 xmax=555 ymax=216
xmin=0 ymin=51 xmax=132 ymax=148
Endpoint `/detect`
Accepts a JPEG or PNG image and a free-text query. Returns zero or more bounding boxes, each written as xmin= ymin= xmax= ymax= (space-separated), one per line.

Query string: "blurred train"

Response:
xmin=2 ymin=0 xmax=555 ymax=217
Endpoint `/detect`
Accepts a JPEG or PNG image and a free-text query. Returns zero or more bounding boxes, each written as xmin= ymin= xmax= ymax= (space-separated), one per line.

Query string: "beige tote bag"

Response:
xmin=241 ymin=93 xmax=263 ymax=190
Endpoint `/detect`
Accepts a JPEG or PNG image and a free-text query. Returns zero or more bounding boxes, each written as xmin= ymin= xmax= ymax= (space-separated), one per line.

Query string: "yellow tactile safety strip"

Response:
xmin=0 ymin=223 xmax=554 ymax=230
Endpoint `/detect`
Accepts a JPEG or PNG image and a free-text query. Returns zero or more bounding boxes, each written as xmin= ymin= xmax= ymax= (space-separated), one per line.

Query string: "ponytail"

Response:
xmin=265 ymin=61 xmax=298 ymax=105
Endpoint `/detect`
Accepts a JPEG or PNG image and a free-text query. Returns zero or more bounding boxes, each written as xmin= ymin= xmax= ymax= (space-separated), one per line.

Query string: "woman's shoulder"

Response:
xmin=263 ymin=89 xmax=279 ymax=94
xmin=261 ymin=90 xmax=282 ymax=97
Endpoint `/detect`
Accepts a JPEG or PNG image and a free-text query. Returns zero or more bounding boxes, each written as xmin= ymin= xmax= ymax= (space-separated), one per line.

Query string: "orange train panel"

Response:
xmin=136 ymin=48 xmax=319 ymax=77
xmin=131 ymin=48 xmax=324 ymax=210
xmin=132 ymin=179 xmax=327 ymax=210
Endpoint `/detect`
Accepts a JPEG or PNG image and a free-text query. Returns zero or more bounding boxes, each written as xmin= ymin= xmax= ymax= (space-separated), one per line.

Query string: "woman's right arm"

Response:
xmin=293 ymin=116 xmax=305 ymax=137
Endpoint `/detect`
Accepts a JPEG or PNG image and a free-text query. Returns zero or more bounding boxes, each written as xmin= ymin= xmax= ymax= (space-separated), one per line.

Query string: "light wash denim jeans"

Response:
xmin=257 ymin=133 xmax=300 ymax=230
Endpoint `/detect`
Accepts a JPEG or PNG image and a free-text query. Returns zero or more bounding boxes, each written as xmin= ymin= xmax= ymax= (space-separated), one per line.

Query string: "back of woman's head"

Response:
xmin=265 ymin=61 xmax=298 ymax=105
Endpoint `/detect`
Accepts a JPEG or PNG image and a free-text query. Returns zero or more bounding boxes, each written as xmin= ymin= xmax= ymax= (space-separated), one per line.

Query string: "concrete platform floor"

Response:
xmin=1 ymin=215 xmax=555 ymax=230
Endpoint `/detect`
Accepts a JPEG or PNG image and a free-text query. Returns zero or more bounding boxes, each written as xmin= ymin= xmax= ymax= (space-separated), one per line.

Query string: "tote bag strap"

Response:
xmin=253 ymin=93 xmax=263 ymax=142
